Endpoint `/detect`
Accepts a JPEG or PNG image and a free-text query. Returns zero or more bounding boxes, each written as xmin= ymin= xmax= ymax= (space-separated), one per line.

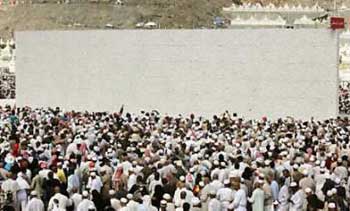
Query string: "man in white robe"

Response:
xmin=48 ymin=186 xmax=72 ymax=211
xmin=208 ymin=191 xmax=221 ymax=211
xmin=86 ymin=172 xmax=102 ymax=193
xmin=1 ymin=173 xmax=19 ymax=209
xmin=26 ymin=191 xmax=44 ymax=211
xmin=77 ymin=191 xmax=95 ymax=211
xmin=16 ymin=172 xmax=30 ymax=211
xmin=232 ymin=185 xmax=247 ymax=211
xmin=289 ymin=182 xmax=306 ymax=211
xmin=277 ymin=183 xmax=289 ymax=211
xmin=70 ymin=188 xmax=82 ymax=211
xmin=217 ymin=179 xmax=234 ymax=211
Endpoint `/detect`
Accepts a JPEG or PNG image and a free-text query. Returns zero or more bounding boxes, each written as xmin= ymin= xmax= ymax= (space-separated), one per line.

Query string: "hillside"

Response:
xmin=0 ymin=0 xmax=347 ymax=38
xmin=0 ymin=0 xmax=233 ymax=38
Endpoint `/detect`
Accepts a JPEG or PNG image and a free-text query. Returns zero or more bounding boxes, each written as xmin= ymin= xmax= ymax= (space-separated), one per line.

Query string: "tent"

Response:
xmin=283 ymin=3 xmax=290 ymax=11
xmin=341 ymin=30 xmax=350 ymax=39
xmin=294 ymin=15 xmax=315 ymax=25
xmin=274 ymin=16 xmax=286 ymax=25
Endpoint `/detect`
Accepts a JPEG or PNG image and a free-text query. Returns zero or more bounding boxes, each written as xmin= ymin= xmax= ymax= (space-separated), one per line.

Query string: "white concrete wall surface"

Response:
xmin=15 ymin=29 xmax=338 ymax=119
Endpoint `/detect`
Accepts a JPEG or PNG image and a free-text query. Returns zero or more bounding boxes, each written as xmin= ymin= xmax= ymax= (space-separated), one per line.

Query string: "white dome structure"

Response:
xmin=223 ymin=3 xmax=325 ymax=13
xmin=341 ymin=30 xmax=350 ymax=39
xmin=230 ymin=15 xmax=286 ymax=26
xmin=294 ymin=15 xmax=315 ymax=25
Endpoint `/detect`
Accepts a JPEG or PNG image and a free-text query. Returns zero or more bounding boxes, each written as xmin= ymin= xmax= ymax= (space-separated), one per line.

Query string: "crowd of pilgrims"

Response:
xmin=339 ymin=82 xmax=350 ymax=114
xmin=0 ymin=106 xmax=350 ymax=211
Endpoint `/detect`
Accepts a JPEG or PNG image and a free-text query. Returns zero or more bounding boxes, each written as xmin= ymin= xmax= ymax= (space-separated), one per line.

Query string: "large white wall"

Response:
xmin=15 ymin=29 xmax=338 ymax=119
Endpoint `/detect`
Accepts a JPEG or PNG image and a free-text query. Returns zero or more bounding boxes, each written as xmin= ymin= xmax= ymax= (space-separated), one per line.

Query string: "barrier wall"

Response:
xmin=15 ymin=29 xmax=338 ymax=119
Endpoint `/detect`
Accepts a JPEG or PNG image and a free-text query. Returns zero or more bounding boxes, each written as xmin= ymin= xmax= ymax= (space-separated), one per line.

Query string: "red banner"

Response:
xmin=330 ymin=17 xmax=345 ymax=29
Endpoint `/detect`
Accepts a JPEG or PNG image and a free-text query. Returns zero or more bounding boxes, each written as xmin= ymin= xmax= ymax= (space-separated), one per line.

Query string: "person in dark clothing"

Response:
xmin=91 ymin=190 xmax=104 ymax=211
xmin=336 ymin=184 xmax=348 ymax=211
xmin=129 ymin=175 xmax=148 ymax=196
xmin=152 ymin=184 xmax=164 ymax=208
xmin=322 ymin=179 xmax=336 ymax=199
xmin=43 ymin=171 xmax=61 ymax=208
xmin=115 ymin=183 xmax=128 ymax=200
xmin=183 ymin=202 xmax=191 ymax=211
xmin=162 ymin=177 xmax=177 ymax=196
xmin=306 ymin=189 xmax=325 ymax=211
xmin=175 ymin=165 xmax=186 ymax=179
xmin=3 ymin=205 xmax=15 ymax=211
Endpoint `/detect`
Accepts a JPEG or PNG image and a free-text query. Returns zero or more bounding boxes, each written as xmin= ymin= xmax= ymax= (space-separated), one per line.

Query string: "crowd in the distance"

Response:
xmin=340 ymin=82 xmax=350 ymax=114
xmin=0 ymin=106 xmax=350 ymax=211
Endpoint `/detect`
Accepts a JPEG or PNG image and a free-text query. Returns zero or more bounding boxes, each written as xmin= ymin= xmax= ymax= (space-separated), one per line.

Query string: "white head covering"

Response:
xmin=82 ymin=191 xmax=89 ymax=197
xmin=290 ymin=182 xmax=297 ymax=187
xmin=328 ymin=203 xmax=336 ymax=208
xmin=191 ymin=197 xmax=200 ymax=206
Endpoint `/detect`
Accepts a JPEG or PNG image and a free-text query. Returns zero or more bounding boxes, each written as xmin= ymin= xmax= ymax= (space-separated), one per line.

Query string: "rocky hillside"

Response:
xmin=0 ymin=0 xmax=346 ymax=38
xmin=0 ymin=0 xmax=232 ymax=38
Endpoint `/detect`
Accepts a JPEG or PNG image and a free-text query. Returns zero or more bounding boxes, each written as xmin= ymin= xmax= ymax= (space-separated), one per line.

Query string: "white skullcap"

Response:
xmin=127 ymin=193 xmax=133 ymax=199
xmin=82 ymin=191 xmax=89 ymax=197
xmin=290 ymin=182 xmax=297 ymax=187
xmin=331 ymin=188 xmax=337 ymax=194
xmin=305 ymin=188 xmax=312 ymax=193
xmin=224 ymin=179 xmax=230 ymax=185
xmin=209 ymin=190 xmax=216 ymax=195
xmin=293 ymin=164 xmax=299 ymax=169
xmin=191 ymin=197 xmax=200 ymax=205
xmin=335 ymin=177 xmax=341 ymax=184
xmin=213 ymin=160 xmax=219 ymax=165
xmin=257 ymin=179 xmax=264 ymax=184
xmin=90 ymin=172 xmax=96 ymax=177
xmin=163 ymin=193 xmax=171 ymax=200
xmin=256 ymin=157 xmax=264 ymax=163
xmin=228 ymin=203 xmax=234 ymax=209
xmin=30 ymin=191 xmax=37 ymax=196
xmin=199 ymin=181 xmax=205 ymax=187
xmin=328 ymin=203 xmax=336 ymax=208
xmin=142 ymin=195 xmax=151 ymax=201
xmin=180 ymin=176 xmax=185 ymax=182
xmin=327 ymin=190 xmax=333 ymax=196
xmin=109 ymin=190 xmax=115 ymax=195
xmin=302 ymin=169 xmax=308 ymax=176
xmin=120 ymin=198 xmax=128 ymax=203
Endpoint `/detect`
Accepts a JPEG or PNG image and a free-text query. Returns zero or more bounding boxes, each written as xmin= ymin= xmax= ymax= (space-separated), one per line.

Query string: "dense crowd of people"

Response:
xmin=339 ymin=82 xmax=350 ymax=114
xmin=0 ymin=106 xmax=349 ymax=211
